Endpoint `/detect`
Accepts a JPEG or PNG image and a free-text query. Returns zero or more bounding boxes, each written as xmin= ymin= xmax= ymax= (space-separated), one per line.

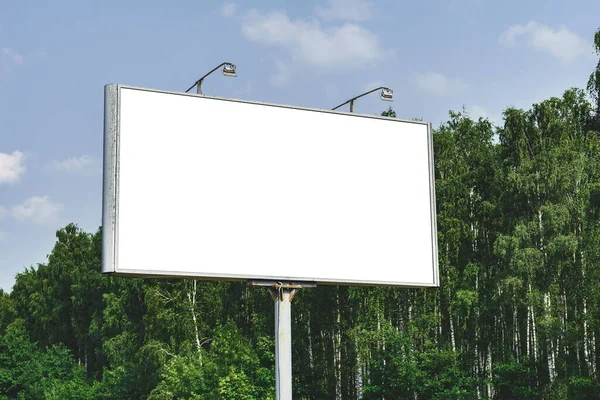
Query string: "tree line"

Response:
xmin=0 ymin=28 xmax=599 ymax=400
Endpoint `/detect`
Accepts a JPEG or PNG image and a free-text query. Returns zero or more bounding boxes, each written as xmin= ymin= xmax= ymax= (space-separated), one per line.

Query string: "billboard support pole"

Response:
xmin=270 ymin=286 xmax=295 ymax=400
xmin=249 ymin=280 xmax=316 ymax=400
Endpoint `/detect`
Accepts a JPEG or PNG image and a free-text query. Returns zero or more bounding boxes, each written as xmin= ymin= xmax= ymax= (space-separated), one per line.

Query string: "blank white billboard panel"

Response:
xmin=102 ymin=85 xmax=439 ymax=287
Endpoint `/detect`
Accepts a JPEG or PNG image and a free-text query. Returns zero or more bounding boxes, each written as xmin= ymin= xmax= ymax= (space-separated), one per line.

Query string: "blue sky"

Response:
xmin=0 ymin=0 xmax=598 ymax=292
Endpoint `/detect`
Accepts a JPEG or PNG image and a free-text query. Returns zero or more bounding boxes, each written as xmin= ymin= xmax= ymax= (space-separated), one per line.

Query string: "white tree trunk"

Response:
xmin=487 ymin=342 xmax=493 ymax=398
xmin=583 ymin=296 xmax=592 ymax=374
xmin=514 ymin=303 xmax=520 ymax=361
xmin=532 ymin=307 xmax=538 ymax=363
xmin=544 ymin=293 xmax=556 ymax=382
xmin=187 ymin=280 xmax=202 ymax=361
xmin=563 ymin=290 xmax=569 ymax=358
xmin=355 ymin=337 xmax=363 ymax=400
xmin=538 ymin=208 xmax=545 ymax=258
xmin=335 ymin=294 xmax=342 ymax=400
xmin=527 ymin=303 xmax=531 ymax=359
xmin=581 ymin=250 xmax=594 ymax=376
xmin=308 ymin=311 xmax=314 ymax=371
xmin=449 ymin=312 xmax=457 ymax=353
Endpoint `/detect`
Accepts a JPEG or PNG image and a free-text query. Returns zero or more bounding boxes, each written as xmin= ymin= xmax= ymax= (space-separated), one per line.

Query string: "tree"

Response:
xmin=0 ymin=290 xmax=14 ymax=340
xmin=587 ymin=28 xmax=600 ymax=115
xmin=0 ymin=318 xmax=92 ymax=398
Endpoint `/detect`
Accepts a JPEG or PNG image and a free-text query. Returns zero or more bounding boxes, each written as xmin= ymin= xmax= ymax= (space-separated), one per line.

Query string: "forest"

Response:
xmin=0 ymin=29 xmax=599 ymax=400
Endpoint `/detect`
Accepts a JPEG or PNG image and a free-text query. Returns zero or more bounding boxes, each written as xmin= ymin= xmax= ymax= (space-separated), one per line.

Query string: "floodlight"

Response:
xmin=380 ymin=88 xmax=393 ymax=101
xmin=222 ymin=63 xmax=237 ymax=77
xmin=332 ymin=86 xmax=394 ymax=113
xmin=185 ymin=61 xmax=238 ymax=94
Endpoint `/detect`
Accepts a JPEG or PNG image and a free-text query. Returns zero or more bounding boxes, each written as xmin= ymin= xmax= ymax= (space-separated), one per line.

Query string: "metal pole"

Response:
xmin=331 ymin=86 xmax=392 ymax=112
xmin=249 ymin=280 xmax=315 ymax=399
xmin=269 ymin=286 xmax=296 ymax=400
xmin=185 ymin=61 xmax=236 ymax=93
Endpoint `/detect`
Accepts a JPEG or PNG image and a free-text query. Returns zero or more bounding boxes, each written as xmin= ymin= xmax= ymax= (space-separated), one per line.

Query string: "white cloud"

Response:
xmin=11 ymin=196 xmax=63 ymax=225
xmin=1 ymin=48 xmax=24 ymax=65
xmin=220 ymin=2 xmax=237 ymax=18
xmin=270 ymin=61 xmax=291 ymax=87
xmin=0 ymin=206 xmax=8 ymax=219
xmin=469 ymin=105 xmax=489 ymax=120
xmin=499 ymin=21 xmax=591 ymax=63
xmin=315 ymin=0 xmax=373 ymax=21
xmin=51 ymin=155 xmax=100 ymax=176
xmin=233 ymin=79 xmax=254 ymax=97
xmin=415 ymin=72 xmax=465 ymax=96
xmin=0 ymin=151 xmax=26 ymax=184
xmin=240 ymin=9 xmax=387 ymax=68
xmin=465 ymin=105 xmax=503 ymax=126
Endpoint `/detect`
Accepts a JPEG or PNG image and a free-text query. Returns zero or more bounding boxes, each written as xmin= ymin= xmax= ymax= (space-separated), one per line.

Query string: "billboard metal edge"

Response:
xmin=105 ymin=85 xmax=440 ymax=287
xmin=112 ymin=84 xmax=431 ymax=127
xmin=110 ymin=269 xmax=439 ymax=288
xmin=101 ymin=84 xmax=119 ymax=274
xmin=427 ymin=122 xmax=440 ymax=286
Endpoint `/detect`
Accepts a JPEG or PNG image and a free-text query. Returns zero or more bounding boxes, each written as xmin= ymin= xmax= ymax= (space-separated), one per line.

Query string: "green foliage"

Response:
xmin=587 ymin=28 xmax=600 ymax=113
xmin=419 ymin=350 xmax=478 ymax=399
xmin=0 ymin=319 xmax=92 ymax=399
xmin=0 ymin=319 xmax=41 ymax=397
xmin=0 ymin=290 xmax=14 ymax=340
xmin=380 ymin=106 xmax=396 ymax=118
xmin=216 ymin=368 xmax=257 ymax=400
xmin=146 ymin=319 xmax=274 ymax=400
xmin=204 ymin=319 xmax=274 ymax=399
xmin=147 ymin=356 xmax=206 ymax=400
xmin=567 ymin=376 xmax=600 ymax=399
xmin=493 ymin=358 xmax=541 ymax=399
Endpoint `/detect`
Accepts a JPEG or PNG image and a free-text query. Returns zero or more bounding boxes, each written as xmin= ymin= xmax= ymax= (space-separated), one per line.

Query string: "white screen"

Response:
xmin=106 ymin=86 xmax=437 ymax=286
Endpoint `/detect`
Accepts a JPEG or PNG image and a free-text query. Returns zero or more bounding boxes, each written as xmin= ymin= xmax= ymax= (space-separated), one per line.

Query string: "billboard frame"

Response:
xmin=102 ymin=84 xmax=439 ymax=287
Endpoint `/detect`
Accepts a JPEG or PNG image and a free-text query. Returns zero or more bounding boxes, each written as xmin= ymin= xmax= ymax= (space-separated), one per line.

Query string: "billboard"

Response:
xmin=102 ymin=85 xmax=439 ymax=287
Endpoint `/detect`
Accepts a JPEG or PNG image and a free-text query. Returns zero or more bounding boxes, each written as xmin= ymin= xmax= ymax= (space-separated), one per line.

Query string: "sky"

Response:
xmin=0 ymin=0 xmax=598 ymax=292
